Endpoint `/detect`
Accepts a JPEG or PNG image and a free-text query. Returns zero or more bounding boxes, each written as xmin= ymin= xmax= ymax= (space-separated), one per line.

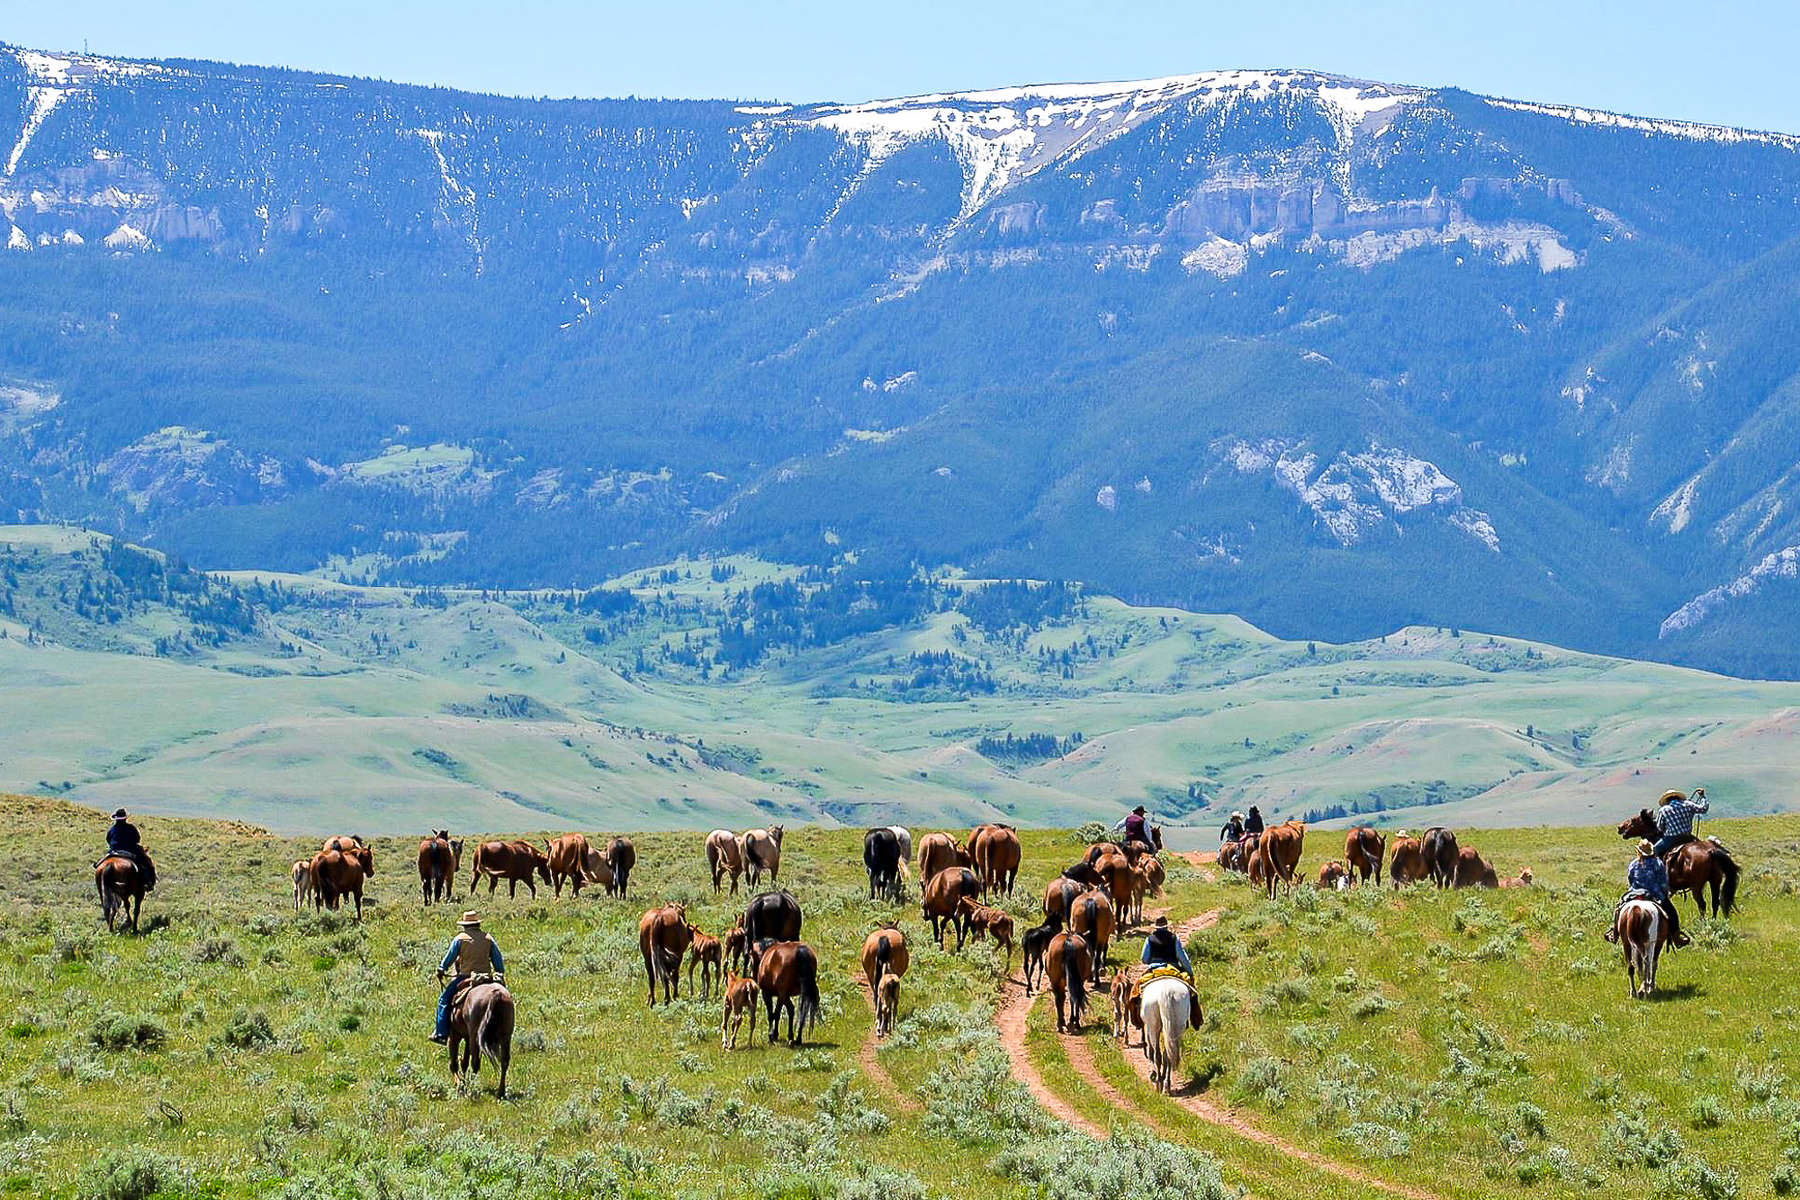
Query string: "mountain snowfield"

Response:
xmin=3 ymin=43 xmax=1800 ymax=674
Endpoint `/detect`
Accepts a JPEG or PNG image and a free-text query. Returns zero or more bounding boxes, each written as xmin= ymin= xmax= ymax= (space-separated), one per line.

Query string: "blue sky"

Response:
xmin=7 ymin=0 xmax=1794 ymax=132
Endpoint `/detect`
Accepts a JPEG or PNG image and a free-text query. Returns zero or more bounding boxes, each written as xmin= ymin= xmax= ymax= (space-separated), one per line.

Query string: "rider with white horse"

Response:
xmin=1136 ymin=916 xmax=1200 ymax=1093
xmin=1610 ymin=839 xmax=1675 ymax=997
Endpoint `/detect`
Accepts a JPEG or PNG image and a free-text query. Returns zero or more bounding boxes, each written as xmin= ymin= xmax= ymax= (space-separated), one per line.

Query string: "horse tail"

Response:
xmin=872 ymin=934 xmax=893 ymax=989
xmin=475 ymin=991 xmax=509 ymax=1068
xmin=1717 ymin=846 xmax=1740 ymax=917
xmin=1158 ymin=989 xmax=1184 ymax=1079
xmin=799 ymin=955 xmax=821 ymax=1041
xmin=1065 ymin=948 xmax=1087 ymax=1023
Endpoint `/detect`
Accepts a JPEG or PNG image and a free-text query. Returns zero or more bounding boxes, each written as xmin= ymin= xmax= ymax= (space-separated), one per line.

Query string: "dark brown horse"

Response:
xmin=469 ymin=840 xmax=551 ymax=898
xmin=446 ymin=976 xmax=514 ymax=1096
xmin=1021 ymin=917 xmax=1059 ymax=993
xmin=311 ymin=845 xmax=374 ymax=917
xmin=606 ymin=837 xmax=636 ymax=898
xmin=1068 ymin=890 xmax=1115 ymax=983
xmin=743 ymin=890 xmax=803 ymax=959
xmin=638 ymin=903 xmax=692 ymax=1006
xmin=754 ymin=940 xmax=820 ymax=1046
xmin=976 ymin=826 xmax=1022 ymax=897
xmin=418 ymin=832 xmax=462 ymax=904
xmin=922 ymin=866 xmax=981 ymax=949
xmin=1421 ymin=827 xmax=1458 ymax=889
xmin=1617 ymin=810 xmax=1740 ymax=917
xmin=95 ymin=856 xmax=146 ymax=932
xmin=1344 ymin=826 xmax=1385 ymax=885
xmin=1047 ymin=931 xmax=1092 ymax=1033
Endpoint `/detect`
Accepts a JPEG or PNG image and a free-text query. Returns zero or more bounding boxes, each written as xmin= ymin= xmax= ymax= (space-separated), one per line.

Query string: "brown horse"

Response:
xmin=1263 ymin=821 xmax=1305 ymax=894
xmin=755 ymin=940 xmax=820 ymax=1046
xmin=417 ymin=832 xmax=462 ymax=904
xmin=706 ymin=829 xmax=745 ymax=894
xmin=322 ymin=835 xmax=368 ymax=857
xmin=605 ymin=836 xmax=636 ymax=898
xmin=638 ymin=903 xmax=692 ymax=1005
xmin=446 ymin=976 xmax=514 ymax=1097
xmin=922 ymin=867 xmax=981 ymax=949
xmin=311 ymin=845 xmax=374 ymax=917
xmin=1389 ymin=832 xmax=1429 ymax=886
xmin=1042 ymin=876 xmax=1084 ymax=927
xmin=545 ymin=834 xmax=593 ymax=897
xmin=1021 ymin=917 xmax=1058 ymax=992
xmin=1217 ymin=839 xmax=1244 ymax=873
xmin=1046 ymin=931 xmax=1092 ymax=1032
xmin=687 ymin=926 xmax=723 ymax=1000
xmin=959 ymin=898 xmax=1016 ymax=969
xmin=95 ymin=856 xmax=146 ymax=932
xmin=976 ymin=826 xmax=1022 ymax=897
xmin=721 ymin=969 xmax=758 ymax=1049
xmin=917 ymin=832 xmax=967 ymax=884
xmin=723 ymin=921 xmax=749 ymax=974
xmin=1617 ymin=810 xmax=1740 ymax=918
xmin=1344 ymin=826 xmax=1384 ymax=885
xmin=1421 ymin=827 xmax=1459 ymax=889
xmin=742 ymin=826 xmax=782 ymax=888
xmin=290 ymin=858 xmax=313 ymax=912
xmin=861 ymin=924 xmax=910 ymax=1038
xmin=1451 ymin=847 xmax=1498 ymax=889
xmin=1069 ymin=890 xmax=1115 ymax=983
xmin=1247 ymin=841 xmax=1273 ymax=898
xmin=469 ymin=840 xmax=552 ymax=898
xmin=1317 ymin=860 xmax=1349 ymax=890
xmin=1616 ymin=898 xmax=1669 ymax=998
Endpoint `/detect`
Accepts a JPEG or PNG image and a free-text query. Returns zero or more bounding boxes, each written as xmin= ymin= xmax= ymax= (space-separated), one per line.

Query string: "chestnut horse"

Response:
xmin=742 ymin=826 xmax=783 ymax=888
xmin=1262 ymin=821 xmax=1305 ymax=894
xmin=469 ymin=840 xmax=551 ymax=898
xmin=95 ymin=856 xmax=146 ymax=932
xmin=861 ymin=924 xmax=910 ymax=1038
xmin=638 ymin=903 xmax=692 ymax=1005
xmin=922 ymin=867 xmax=981 ymax=950
xmin=1069 ymin=890 xmax=1115 ymax=983
xmin=1388 ymin=832 xmax=1429 ymax=886
xmin=975 ymin=826 xmax=1022 ymax=897
xmin=1046 ymin=931 xmax=1092 ymax=1032
xmin=687 ymin=926 xmax=723 ymax=1001
xmin=417 ymin=832 xmax=462 ymax=904
xmin=1042 ymin=875 xmax=1085 ymax=926
xmin=1344 ymin=826 xmax=1384 ymax=885
xmin=1617 ymin=810 xmax=1740 ymax=918
xmin=755 ymin=940 xmax=820 ymax=1046
xmin=706 ymin=829 xmax=745 ymax=894
xmin=917 ymin=832 xmax=967 ymax=884
xmin=311 ymin=845 xmax=374 ymax=917
xmin=545 ymin=834 xmax=593 ymax=898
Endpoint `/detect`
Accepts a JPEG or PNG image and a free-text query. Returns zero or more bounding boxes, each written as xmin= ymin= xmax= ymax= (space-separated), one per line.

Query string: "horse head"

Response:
xmin=1617 ymin=809 xmax=1654 ymax=839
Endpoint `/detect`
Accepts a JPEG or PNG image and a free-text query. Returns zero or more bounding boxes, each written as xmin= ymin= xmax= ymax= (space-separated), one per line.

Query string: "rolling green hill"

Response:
xmin=2 ymin=525 xmax=1797 ymax=835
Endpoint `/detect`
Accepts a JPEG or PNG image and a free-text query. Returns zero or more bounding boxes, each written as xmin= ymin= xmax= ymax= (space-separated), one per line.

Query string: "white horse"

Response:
xmin=1618 ymin=898 xmax=1667 ymax=999
xmin=1139 ymin=976 xmax=1194 ymax=1094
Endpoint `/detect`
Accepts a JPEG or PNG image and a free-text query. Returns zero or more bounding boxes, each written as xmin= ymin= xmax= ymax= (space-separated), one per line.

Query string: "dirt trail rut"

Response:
xmin=996 ymin=904 xmax=1441 ymax=1200
xmin=852 ymin=974 xmax=920 ymax=1113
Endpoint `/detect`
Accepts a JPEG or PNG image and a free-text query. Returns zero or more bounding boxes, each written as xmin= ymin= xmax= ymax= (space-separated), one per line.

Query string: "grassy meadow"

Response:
xmin=7 ymin=794 xmax=1799 ymax=1198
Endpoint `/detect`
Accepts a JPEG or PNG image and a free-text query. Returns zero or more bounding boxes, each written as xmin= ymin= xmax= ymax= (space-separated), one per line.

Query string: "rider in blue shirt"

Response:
xmin=1606 ymin=838 xmax=1688 ymax=948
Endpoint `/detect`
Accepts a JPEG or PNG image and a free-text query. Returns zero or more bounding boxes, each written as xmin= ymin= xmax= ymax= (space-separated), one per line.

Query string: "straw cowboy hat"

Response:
xmin=458 ymin=910 xmax=483 ymax=927
xmin=1637 ymin=839 xmax=1656 ymax=857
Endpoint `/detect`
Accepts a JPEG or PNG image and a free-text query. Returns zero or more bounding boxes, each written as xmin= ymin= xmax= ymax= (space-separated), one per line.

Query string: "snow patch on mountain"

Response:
xmin=1181 ymin=237 xmax=1248 ymax=278
xmin=1485 ymin=97 xmax=1800 ymax=151
xmin=779 ymin=70 xmax=1419 ymax=220
xmin=1652 ymin=475 xmax=1701 ymax=534
xmin=1661 ymin=546 xmax=1800 ymax=638
xmin=1218 ymin=438 xmax=1498 ymax=550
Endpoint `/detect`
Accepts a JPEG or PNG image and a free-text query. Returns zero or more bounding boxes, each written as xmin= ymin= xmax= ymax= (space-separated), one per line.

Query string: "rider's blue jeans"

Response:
xmin=435 ymin=977 xmax=464 ymax=1039
xmin=1652 ymin=834 xmax=1684 ymax=856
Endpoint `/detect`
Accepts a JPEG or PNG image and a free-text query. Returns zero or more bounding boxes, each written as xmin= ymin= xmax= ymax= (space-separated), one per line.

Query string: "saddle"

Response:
xmin=1129 ymin=965 xmax=1201 ymax=1028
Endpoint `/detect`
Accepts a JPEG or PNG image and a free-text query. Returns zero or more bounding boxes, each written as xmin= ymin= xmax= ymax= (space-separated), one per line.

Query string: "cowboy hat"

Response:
xmin=1231 ymin=811 xmax=1245 ymax=820
xmin=1637 ymin=839 xmax=1656 ymax=857
xmin=1132 ymin=805 xmax=1147 ymax=815
xmin=458 ymin=911 xmax=483 ymax=926
xmin=111 ymin=808 xmax=128 ymax=820
xmin=1658 ymin=789 xmax=1686 ymax=806
xmin=1153 ymin=915 xmax=1169 ymax=927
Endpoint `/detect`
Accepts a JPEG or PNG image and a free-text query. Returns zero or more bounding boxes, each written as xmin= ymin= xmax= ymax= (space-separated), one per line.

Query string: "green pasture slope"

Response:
xmin=7 ymin=794 xmax=1800 ymax=1199
xmin=3 ymin=525 xmax=1800 ymax=836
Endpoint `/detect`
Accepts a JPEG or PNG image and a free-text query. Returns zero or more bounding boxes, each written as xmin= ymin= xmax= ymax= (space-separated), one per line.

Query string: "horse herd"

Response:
xmin=287 ymin=830 xmax=643 ymax=916
xmin=1218 ymin=821 xmax=1533 ymax=897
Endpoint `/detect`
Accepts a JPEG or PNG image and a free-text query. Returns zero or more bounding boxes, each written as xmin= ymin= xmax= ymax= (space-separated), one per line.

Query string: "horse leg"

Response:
xmin=130 ymin=892 xmax=141 ymax=933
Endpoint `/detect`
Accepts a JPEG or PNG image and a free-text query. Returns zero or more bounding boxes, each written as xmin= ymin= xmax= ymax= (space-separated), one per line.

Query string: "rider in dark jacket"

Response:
xmin=1220 ymin=812 xmax=1246 ymax=845
xmin=1140 ymin=916 xmax=1193 ymax=974
xmin=1243 ymin=806 xmax=1265 ymax=836
xmin=105 ymin=809 xmax=156 ymax=891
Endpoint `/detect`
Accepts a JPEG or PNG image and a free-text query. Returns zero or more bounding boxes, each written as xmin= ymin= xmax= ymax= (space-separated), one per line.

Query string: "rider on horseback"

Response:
xmin=1606 ymin=839 xmax=1689 ymax=948
xmin=1140 ymin=915 xmax=1193 ymax=976
xmin=1117 ymin=805 xmax=1150 ymax=847
xmin=1243 ymin=805 xmax=1265 ymax=837
xmin=432 ymin=910 xmax=504 ymax=1043
xmin=104 ymin=808 xmax=156 ymax=891
xmin=1653 ymin=787 xmax=1709 ymax=855
xmin=1220 ymin=811 xmax=1246 ymax=845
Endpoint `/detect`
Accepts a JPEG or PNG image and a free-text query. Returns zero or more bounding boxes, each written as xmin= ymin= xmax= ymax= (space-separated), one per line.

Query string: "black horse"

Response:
xmin=743 ymin=890 xmax=803 ymax=969
xmin=863 ymin=828 xmax=902 ymax=902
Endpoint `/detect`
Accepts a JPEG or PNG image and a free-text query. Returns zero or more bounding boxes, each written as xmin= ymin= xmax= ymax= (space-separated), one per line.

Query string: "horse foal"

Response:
xmin=721 ymin=972 xmax=758 ymax=1049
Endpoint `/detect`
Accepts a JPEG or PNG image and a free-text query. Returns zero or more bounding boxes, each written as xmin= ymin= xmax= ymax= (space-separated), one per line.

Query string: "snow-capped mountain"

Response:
xmin=4 ymin=44 xmax=1800 ymax=674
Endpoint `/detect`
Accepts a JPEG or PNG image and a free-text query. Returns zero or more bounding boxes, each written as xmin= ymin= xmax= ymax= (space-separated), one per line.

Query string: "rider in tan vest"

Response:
xmin=433 ymin=911 xmax=504 ymax=1042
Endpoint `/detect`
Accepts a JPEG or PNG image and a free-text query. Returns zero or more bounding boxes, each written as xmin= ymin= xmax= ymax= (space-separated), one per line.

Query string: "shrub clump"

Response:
xmin=80 ymin=1147 xmax=193 ymax=1200
xmin=221 ymin=1009 xmax=276 ymax=1049
xmin=88 ymin=1012 xmax=168 ymax=1052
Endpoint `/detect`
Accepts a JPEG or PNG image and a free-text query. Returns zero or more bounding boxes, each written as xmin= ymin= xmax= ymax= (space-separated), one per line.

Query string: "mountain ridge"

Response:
xmin=3 ymin=43 xmax=1800 ymax=675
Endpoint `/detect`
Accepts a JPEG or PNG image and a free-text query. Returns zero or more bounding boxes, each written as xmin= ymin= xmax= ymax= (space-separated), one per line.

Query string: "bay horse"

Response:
xmin=311 ymin=845 xmax=374 ymax=917
xmin=975 ymin=826 xmax=1021 ymax=897
xmin=705 ymin=829 xmax=745 ymax=894
xmin=417 ymin=832 xmax=462 ymax=904
xmin=959 ymin=898 xmax=1015 ymax=969
xmin=687 ymin=926 xmax=723 ymax=1001
xmin=446 ymin=976 xmax=514 ymax=1097
xmin=754 ymin=940 xmax=820 ymax=1046
xmin=1344 ymin=826 xmax=1384 ymax=885
xmin=1616 ymin=898 xmax=1669 ymax=998
xmin=1263 ymin=820 xmax=1306 ymax=894
xmin=638 ymin=903 xmax=692 ymax=1005
xmin=1046 ymin=931 xmax=1091 ymax=1033
xmin=922 ymin=867 xmax=981 ymax=949
xmin=1421 ymin=827 xmax=1458 ymax=889
xmin=917 ymin=832 xmax=966 ymax=884
xmin=861 ymin=924 xmax=909 ymax=1038
xmin=1069 ymin=890 xmax=1115 ymax=983
xmin=1617 ymin=810 xmax=1739 ymax=918
xmin=95 ymin=856 xmax=146 ymax=932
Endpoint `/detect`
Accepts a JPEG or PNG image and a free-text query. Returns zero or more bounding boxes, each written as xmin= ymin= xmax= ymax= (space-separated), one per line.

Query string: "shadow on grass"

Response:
xmin=1645 ymin=981 xmax=1703 ymax=1002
